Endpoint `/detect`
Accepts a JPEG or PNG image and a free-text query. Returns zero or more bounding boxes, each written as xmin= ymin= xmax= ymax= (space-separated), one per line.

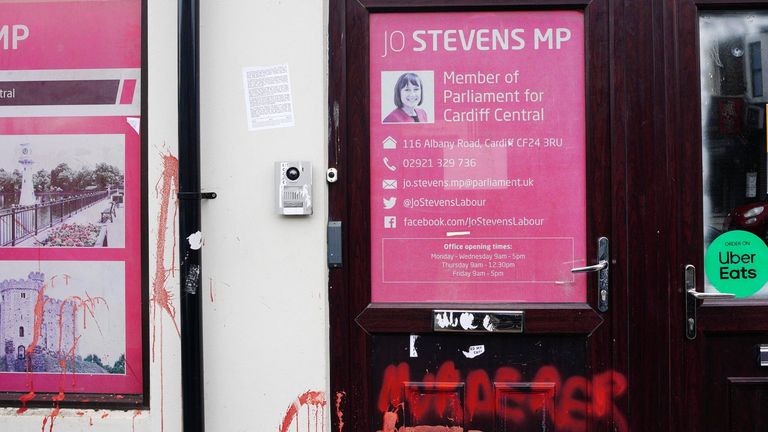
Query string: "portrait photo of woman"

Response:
xmin=381 ymin=71 xmax=434 ymax=124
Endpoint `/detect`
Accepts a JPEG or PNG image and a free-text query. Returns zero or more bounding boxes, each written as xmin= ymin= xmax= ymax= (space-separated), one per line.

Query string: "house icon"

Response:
xmin=382 ymin=136 xmax=397 ymax=149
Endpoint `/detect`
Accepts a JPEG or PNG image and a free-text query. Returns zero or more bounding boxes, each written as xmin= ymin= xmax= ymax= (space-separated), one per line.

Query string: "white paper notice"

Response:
xmin=243 ymin=64 xmax=295 ymax=131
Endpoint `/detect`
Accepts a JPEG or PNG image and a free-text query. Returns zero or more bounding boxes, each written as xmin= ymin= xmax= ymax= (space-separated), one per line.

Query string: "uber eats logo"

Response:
xmin=705 ymin=230 xmax=768 ymax=298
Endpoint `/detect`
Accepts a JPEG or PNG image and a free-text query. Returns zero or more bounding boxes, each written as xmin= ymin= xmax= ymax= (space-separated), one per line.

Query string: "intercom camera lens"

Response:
xmin=286 ymin=167 xmax=301 ymax=181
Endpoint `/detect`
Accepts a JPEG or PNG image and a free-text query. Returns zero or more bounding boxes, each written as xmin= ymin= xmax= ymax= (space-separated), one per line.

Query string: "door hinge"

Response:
xmin=328 ymin=221 xmax=342 ymax=268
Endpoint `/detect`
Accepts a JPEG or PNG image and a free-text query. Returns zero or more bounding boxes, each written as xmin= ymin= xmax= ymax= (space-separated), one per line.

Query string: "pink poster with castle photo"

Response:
xmin=370 ymin=11 xmax=587 ymax=303
xmin=0 ymin=0 xmax=144 ymax=396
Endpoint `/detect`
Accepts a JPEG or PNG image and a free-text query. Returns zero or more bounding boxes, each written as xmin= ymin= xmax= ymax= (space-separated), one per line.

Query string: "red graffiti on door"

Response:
xmin=377 ymin=362 xmax=628 ymax=432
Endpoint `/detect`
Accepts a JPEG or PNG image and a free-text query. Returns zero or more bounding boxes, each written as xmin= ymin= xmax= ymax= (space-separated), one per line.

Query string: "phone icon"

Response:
xmin=383 ymin=157 xmax=397 ymax=171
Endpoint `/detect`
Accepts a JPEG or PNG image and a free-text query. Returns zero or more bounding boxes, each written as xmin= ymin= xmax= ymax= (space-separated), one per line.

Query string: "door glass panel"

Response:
xmin=700 ymin=12 xmax=768 ymax=298
xmin=368 ymin=11 xmax=588 ymax=303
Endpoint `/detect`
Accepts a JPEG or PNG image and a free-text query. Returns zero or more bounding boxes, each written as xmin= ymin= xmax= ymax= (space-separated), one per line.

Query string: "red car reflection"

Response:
xmin=724 ymin=201 xmax=768 ymax=241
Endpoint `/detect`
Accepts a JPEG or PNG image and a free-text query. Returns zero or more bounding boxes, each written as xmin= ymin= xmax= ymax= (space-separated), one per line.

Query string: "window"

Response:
xmin=700 ymin=13 xmax=768 ymax=298
xmin=17 ymin=346 xmax=24 ymax=360
xmin=750 ymin=41 xmax=763 ymax=97
xmin=0 ymin=0 xmax=148 ymax=407
xmin=18 ymin=327 xmax=23 ymax=338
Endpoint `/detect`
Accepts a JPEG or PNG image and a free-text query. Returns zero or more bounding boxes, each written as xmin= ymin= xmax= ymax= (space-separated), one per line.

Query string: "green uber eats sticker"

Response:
xmin=705 ymin=230 xmax=768 ymax=298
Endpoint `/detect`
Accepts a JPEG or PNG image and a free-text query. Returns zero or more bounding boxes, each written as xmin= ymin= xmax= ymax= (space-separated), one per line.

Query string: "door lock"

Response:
xmin=571 ymin=237 xmax=609 ymax=312
xmin=684 ymin=264 xmax=735 ymax=340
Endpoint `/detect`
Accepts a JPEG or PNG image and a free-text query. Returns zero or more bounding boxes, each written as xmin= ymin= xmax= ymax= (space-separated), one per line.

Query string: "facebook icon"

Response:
xmin=384 ymin=216 xmax=397 ymax=229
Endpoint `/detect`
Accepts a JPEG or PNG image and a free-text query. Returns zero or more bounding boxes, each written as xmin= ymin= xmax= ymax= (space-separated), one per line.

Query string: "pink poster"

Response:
xmin=370 ymin=11 xmax=586 ymax=303
xmin=0 ymin=0 xmax=143 ymax=395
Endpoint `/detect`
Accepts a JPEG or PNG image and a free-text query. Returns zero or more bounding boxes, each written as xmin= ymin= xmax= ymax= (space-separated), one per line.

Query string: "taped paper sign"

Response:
xmin=243 ymin=64 xmax=295 ymax=131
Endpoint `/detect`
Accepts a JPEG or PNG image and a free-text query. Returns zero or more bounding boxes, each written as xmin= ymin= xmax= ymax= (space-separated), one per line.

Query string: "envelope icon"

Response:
xmin=382 ymin=179 xmax=397 ymax=189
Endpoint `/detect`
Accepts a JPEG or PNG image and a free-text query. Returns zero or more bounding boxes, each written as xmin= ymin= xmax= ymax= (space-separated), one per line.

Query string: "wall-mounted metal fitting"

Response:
xmin=326 ymin=168 xmax=338 ymax=183
xmin=178 ymin=192 xmax=217 ymax=200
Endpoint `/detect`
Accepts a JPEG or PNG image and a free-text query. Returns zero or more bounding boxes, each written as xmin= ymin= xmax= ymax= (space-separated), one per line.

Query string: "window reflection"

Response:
xmin=700 ymin=12 xmax=768 ymax=297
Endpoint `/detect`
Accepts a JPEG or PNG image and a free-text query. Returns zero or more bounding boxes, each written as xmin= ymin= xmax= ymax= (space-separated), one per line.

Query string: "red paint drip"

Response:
xmin=56 ymin=292 xmax=102 ymax=390
xmin=279 ymin=390 xmax=327 ymax=432
xmin=101 ymin=412 xmax=109 ymax=419
xmin=335 ymin=391 xmax=345 ymax=432
xmin=132 ymin=409 xmax=142 ymax=432
xmin=17 ymin=391 xmax=36 ymax=414
xmin=47 ymin=405 xmax=61 ymax=432
xmin=151 ymin=150 xmax=179 ymax=432
xmin=26 ymin=282 xmax=49 ymax=357
xmin=18 ymin=272 xmax=97 ymax=414
xmin=209 ymin=278 xmax=215 ymax=303
xmin=152 ymin=151 xmax=180 ymax=361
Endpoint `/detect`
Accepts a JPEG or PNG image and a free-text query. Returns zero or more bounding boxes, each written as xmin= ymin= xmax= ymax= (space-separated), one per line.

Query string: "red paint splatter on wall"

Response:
xmin=20 ymin=272 xmax=108 ymax=431
xmin=152 ymin=150 xmax=180 ymax=354
xmin=42 ymin=391 xmax=65 ymax=432
xmin=17 ymin=391 xmax=35 ymax=414
xmin=151 ymin=149 xmax=180 ymax=432
xmin=16 ymin=273 xmax=106 ymax=426
xmin=279 ymin=390 xmax=327 ymax=432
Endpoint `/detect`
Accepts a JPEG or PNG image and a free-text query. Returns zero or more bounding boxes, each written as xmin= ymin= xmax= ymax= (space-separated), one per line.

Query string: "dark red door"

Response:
xmin=329 ymin=1 xmax=768 ymax=431
xmin=674 ymin=3 xmax=768 ymax=431
xmin=328 ymin=1 xmax=627 ymax=431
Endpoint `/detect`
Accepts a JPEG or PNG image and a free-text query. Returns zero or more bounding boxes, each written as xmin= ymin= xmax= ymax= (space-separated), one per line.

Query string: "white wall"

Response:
xmin=0 ymin=0 xmax=329 ymax=431
xmin=199 ymin=0 xmax=329 ymax=430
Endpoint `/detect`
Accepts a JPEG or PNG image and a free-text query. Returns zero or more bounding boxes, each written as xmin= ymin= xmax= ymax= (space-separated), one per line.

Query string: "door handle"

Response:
xmin=571 ymin=261 xmax=608 ymax=273
xmin=684 ymin=264 xmax=735 ymax=340
xmin=571 ymin=237 xmax=609 ymax=312
xmin=686 ymin=289 xmax=735 ymax=300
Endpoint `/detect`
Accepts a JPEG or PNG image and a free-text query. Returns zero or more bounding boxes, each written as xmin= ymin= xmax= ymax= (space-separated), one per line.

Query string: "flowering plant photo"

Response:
xmin=42 ymin=223 xmax=102 ymax=247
